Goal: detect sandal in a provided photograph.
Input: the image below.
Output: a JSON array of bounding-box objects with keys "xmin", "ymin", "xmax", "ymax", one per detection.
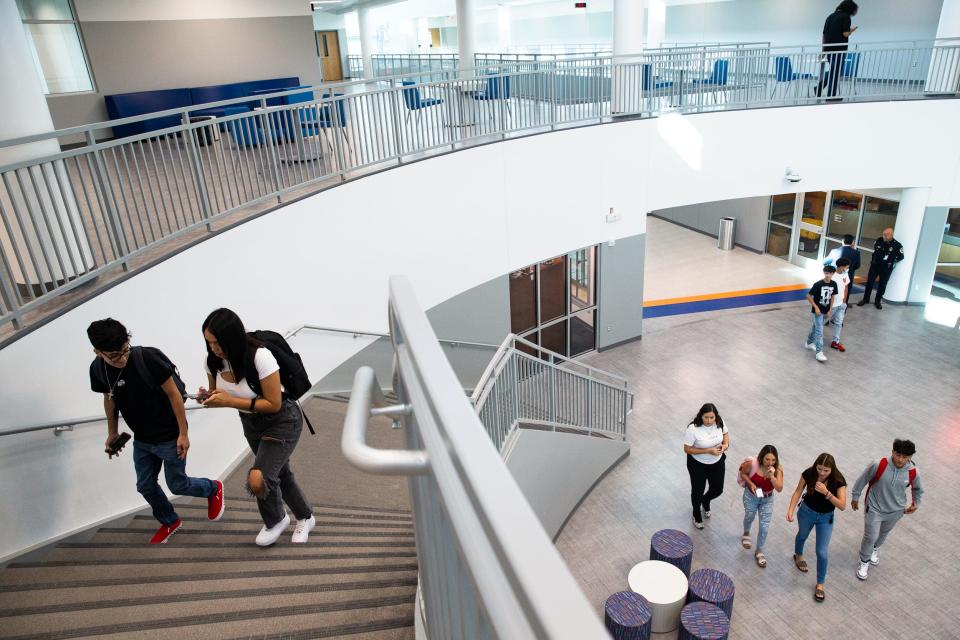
[
  {"xmin": 755, "ymin": 551, "xmax": 767, "ymax": 568},
  {"xmin": 793, "ymin": 554, "xmax": 808, "ymax": 573},
  {"xmin": 814, "ymin": 585, "xmax": 825, "ymax": 602},
  {"xmin": 741, "ymin": 534, "xmax": 752, "ymax": 549}
]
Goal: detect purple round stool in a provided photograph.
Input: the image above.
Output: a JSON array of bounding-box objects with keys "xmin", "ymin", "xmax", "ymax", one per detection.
[
  {"xmin": 686, "ymin": 568, "xmax": 735, "ymax": 619},
  {"xmin": 649, "ymin": 528, "xmax": 694, "ymax": 576},
  {"xmin": 604, "ymin": 590, "xmax": 653, "ymax": 640},
  {"xmin": 678, "ymin": 602, "xmax": 730, "ymax": 640}
]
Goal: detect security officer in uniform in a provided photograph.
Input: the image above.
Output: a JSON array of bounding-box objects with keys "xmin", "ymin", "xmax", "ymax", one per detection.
[{"xmin": 857, "ymin": 227, "xmax": 903, "ymax": 310}]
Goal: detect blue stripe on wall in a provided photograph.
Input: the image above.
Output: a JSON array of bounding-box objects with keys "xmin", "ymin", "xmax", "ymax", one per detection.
[{"xmin": 644, "ymin": 285, "xmax": 864, "ymax": 319}]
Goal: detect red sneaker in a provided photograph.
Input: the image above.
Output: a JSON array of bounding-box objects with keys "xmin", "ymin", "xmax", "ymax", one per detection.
[
  {"xmin": 830, "ymin": 341, "xmax": 846, "ymax": 352},
  {"xmin": 207, "ymin": 480, "xmax": 225, "ymax": 521},
  {"xmin": 149, "ymin": 519, "xmax": 182, "ymax": 544}
]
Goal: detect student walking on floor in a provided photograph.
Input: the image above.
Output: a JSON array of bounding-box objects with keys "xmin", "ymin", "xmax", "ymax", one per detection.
[
  {"xmin": 850, "ymin": 439, "xmax": 923, "ymax": 581},
  {"xmin": 827, "ymin": 257, "xmax": 852, "ymax": 352},
  {"xmin": 787, "ymin": 452, "xmax": 847, "ymax": 602},
  {"xmin": 805, "ymin": 264, "xmax": 838, "ymax": 362},
  {"xmin": 683, "ymin": 403, "xmax": 729, "ymax": 530},
  {"xmin": 200, "ymin": 308, "xmax": 315, "ymax": 547},
  {"xmin": 738, "ymin": 445, "xmax": 784, "ymax": 568},
  {"xmin": 87, "ymin": 318, "xmax": 224, "ymax": 544}
]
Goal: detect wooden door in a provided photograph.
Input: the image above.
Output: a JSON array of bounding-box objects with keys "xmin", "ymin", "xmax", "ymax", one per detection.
[{"xmin": 316, "ymin": 31, "xmax": 343, "ymax": 82}]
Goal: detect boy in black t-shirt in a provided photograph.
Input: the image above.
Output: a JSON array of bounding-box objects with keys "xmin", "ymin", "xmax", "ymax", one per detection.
[
  {"xmin": 805, "ymin": 265, "xmax": 839, "ymax": 363},
  {"xmin": 88, "ymin": 318, "xmax": 224, "ymax": 544}
]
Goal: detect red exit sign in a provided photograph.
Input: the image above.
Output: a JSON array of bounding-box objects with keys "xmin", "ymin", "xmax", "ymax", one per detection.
[{"xmin": 575, "ymin": 1, "xmax": 587, "ymax": 7}]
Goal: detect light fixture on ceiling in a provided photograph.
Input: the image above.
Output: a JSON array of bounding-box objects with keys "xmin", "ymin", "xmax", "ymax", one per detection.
[{"xmin": 310, "ymin": 0, "xmax": 343, "ymax": 9}]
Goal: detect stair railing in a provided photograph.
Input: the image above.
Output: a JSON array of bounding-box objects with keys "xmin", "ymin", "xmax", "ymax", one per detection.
[{"xmin": 471, "ymin": 333, "xmax": 633, "ymax": 451}]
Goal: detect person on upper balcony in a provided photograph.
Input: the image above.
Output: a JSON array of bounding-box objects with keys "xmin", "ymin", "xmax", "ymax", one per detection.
[{"xmin": 816, "ymin": 0, "xmax": 859, "ymax": 101}]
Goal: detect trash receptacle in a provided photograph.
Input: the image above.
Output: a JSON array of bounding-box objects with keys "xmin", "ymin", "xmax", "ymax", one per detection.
[{"xmin": 718, "ymin": 217, "xmax": 736, "ymax": 251}]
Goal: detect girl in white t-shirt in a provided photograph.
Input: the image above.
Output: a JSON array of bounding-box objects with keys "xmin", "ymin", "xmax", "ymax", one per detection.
[
  {"xmin": 200, "ymin": 308, "xmax": 315, "ymax": 547},
  {"xmin": 683, "ymin": 403, "xmax": 730, "ymax": 530}
]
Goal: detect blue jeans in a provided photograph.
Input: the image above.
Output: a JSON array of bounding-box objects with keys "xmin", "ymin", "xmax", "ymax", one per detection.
[
  {"xmin": 794, "ymin": 502, "xmax": 834, "ymax": 584},
  {"xmin": 133, "ymin": 439, "xmax": 216, "ymax": 526},
  {"xmin": 829, "ymin": 303, "xmax": 846, "ymax": 342},
  {"xmin": 742, "ymin": 489, "xmax": 774, "ymax": 551},
  {"xmin": 806, "ymin": 313, "xmax": 825, "ymax": 353}
]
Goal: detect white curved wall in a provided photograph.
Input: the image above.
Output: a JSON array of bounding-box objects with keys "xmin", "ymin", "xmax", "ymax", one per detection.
[{"xmin": 1, "ymin": 100, "xmax": 959, "ymax": 560}]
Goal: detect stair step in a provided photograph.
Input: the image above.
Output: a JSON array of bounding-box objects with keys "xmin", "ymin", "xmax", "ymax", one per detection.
[
  {"xmin": 56, "ymin": 539, "xmax": 416, "ymax": 550},
  {"xmin": 175, "ymin": 502, "xmax": 413, "ymax": 522},
  {"xmin": 92, "ymin": 526, "xmax": 414, "ymax": 540},
  {"xmin": 131, "ymin": 514, "xmax": 414, "ymax": 529},
  {"xmin": 218, "ymin": 496, "xmax": 411, "ymax": 515},
  {"xmin": 20, "ymin": 547, "xmax": 418, "ymax": 566},
  {"xmin": 0, "ymin": 574, "xmax": 417, "ymax": 618},
  {"xmin": 0, "ymin": 590, "xmax": 415, "ymax": 639},
  {"xmin": 0, "ymin": 561, "xmax": 419, "ymax": 591},
  {"xmin": 0, "ymin": 576, "xmax": 418, "ymax": 618},
  {"xmin": 92, "ymin": 609, "xmax": 415, "ymax": 640}
]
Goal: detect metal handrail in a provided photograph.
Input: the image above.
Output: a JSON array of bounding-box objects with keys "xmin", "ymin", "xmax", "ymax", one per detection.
[
  {"xmin": 361, "ymin": 274, "xmax": 608, "ymax": 638},
  {"xmin": 0, "ymin": 323, "xmax": 499, "ymax": 438},
  {"xmin": 1, "ymin": 40, "xmax": 958, "ymax": 332}
]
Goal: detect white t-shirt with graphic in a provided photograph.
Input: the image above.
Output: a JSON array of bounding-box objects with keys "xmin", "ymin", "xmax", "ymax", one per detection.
[
  {"xmin": 203, "ymin": 347, "xmax": 280, "ymax": 412},
  {"xmin": 684, "ymin": 422, "xmax": 728, "ymax": 464},
  {"xmin": 833, "ymin": 270, "xmax": 851, "ymax": 304}
]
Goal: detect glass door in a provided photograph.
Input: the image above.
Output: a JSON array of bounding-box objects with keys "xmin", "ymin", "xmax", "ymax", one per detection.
[
  {"xmin": 765, "ymin": 194, "xmax": 796, "ymax": 260},
  {"xmin": 792, "ymin": 191, "xmax": 827, "ymax": 267}
]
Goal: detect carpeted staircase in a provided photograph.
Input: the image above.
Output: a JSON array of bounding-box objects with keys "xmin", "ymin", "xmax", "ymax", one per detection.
[{"xmin": 0, "ymin": 399, "xmax": 417, "ymax": 640}]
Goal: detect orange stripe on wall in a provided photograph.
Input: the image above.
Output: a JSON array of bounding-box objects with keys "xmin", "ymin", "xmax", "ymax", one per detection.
[{"xmin": 643, "ymin": 284, "xmax": 809, "ymax": 307}]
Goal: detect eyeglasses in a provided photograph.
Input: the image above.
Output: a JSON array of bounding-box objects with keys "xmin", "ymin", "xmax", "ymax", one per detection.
[{"xmin": 100, "ymin": 344, "xmax": 130, "ymax": 360}]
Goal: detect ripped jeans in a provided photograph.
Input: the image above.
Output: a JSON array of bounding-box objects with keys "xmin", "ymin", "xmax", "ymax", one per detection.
[{"xmin": 239, "ymin": 399, "xmax": 313, "ymax": 528}]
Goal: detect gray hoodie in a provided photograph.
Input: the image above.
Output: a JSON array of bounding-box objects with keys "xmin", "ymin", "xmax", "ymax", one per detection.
[{"xmin": 851, "ymin": 456, "xmax": 923, "ymax": 514}]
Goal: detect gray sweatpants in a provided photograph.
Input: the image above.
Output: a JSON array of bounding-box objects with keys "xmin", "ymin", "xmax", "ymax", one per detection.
[{"xmin": 859, "ymin": 508, "xmax": 903, "ymax": 563}]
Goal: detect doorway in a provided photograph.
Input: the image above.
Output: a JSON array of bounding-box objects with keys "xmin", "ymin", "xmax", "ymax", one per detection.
[{"xmin": 316, "ymin": 31, "xmax": 343, "ymax": 82}]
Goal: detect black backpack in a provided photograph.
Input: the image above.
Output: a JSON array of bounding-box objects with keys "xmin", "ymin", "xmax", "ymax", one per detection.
[{"xmin": 244, "ymin": 330, "xmax": 316, "ymax": 434}]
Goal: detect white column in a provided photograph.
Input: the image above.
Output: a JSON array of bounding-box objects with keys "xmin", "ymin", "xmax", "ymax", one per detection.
[
  {"xmin": 0, "ymin": 0, "xmax": 91, "ymax": 295},
  {"xmin": 884, "ymin": 187, "xmax": 930, "ymax": 303},
  {"xmin": 925, "ymin": 0, "xmax": 960, "ymax": 92},
  {"xmin": 357, "ymin": 6, "xmax": 376, "ymax": 79},
  {"xmin": 612, "ymin": 0, "xmax": 646, "ymax": 114},
  {"xmin": 646, "ymin": 0, "xmax": 666, "ymax": 50},
  {"xmin": 497, "ymin": 5, "xmax": 512, "ymax": 52},
  {"xmin": 455, "ymin": 0, "xmax": 477, "ymax": 75}
]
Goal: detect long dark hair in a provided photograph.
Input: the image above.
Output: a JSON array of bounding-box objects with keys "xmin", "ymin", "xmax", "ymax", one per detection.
[
  {"xmin": 802, "ymin": 452, "xmax": 846, "ymax": 491},
  {"xmin": 691, "ymin": 403, "xmax": 724, "ymax": 429},
  {"xmin": 202, "ymin": 308, "xmax": 257, "ymax": 384},
  {"xmin": 757, "ymin": 444, "xmax": 780, "ymax": 469},
  {"xmin": 836, "ymin": 0, "xmax": 858, "ymax": 15}
]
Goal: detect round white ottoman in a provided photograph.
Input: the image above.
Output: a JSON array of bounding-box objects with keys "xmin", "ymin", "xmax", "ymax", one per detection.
[{"xmin": 627, "ymin": 560, "xmax": 689, "ymax": 633}]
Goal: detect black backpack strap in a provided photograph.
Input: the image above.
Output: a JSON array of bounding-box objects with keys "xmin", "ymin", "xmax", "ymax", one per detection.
[
  {"xmin": 131, "ymin": 346, "xmax": 153, "ymax": 388},
  {"xmin": 301, "ymin": 405, "xmax": 316, "ymax": 435}
]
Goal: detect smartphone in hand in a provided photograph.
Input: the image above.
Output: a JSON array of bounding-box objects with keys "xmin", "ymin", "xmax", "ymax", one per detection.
[
  {"xmin": 106, "ymin": 432, "xmax": 131, "ymax": 458},
  {"xmin": 186, "ymin": 393, "xmax": 209, "ymax": 402}
]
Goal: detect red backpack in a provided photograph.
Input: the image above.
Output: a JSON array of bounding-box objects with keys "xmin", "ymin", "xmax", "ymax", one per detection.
[{"xmin": 865, "ymin": 458, "xmax": 917, "ymax": 506}]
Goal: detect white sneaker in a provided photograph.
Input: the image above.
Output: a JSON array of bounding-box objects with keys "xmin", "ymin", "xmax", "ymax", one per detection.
[
  {"xmin": 291, "ymin": 515, "xmax": 316, "ymax": 543},
  {"xmin": 815, "ymin": 352, "xmax": 828, "ymax": 362},
  {"xmin": 703, "ymin": 510, "xmax": 712, "ymax": 519},
  {"xmin": 870, "ymin": 547, "xmax": 880, "ymax": 566},
  {"xmin": 857, "ymin": 560, "xmax": 869, "ymax": 580},
  {"xmin": 693, "ymin": 518, "xmax": 704, "ymax": 530},
  {"xmin": 805, "ymin": 342, "xmax": 817, "ymax": 351},
  {"xmin": 255, "ymin": 513, "xmax": 290, "ymax": 547}
]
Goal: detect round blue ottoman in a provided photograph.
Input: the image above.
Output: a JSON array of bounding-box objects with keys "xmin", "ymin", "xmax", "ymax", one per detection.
[
  {"xmin": 604, "ymin": 590, "xmax": 653, "ymax": 640},
  {"xmin": 678, "ymin": 602, "xmax": 730, "ymax": 640},
  {"xmin": 686, "ymin": 568, "xmax": 735, "ymax": 619},
  {"xmin": 649, "ymin": 528, "xmax": 694, "ymax": 576}
]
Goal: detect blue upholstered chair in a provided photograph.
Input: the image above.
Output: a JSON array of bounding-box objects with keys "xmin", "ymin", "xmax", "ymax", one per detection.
[
  {"xmin": 472, "ymin": 74, "xmax": 513, "ymax": 124},
  {"xmin": 770, "ymin": 56, "xmax": 813, "ymax": 98},
  {"xmin": 401, "ymin": 80, "xmax": 444, "ymax": 125},
  {"xmin": 842, "ymin": 52, "xmax": 861, "ymax": 95},
  {"xmin": 693, "ymin": 59, "xmax": 729, "ymax": 104},
  {"xmin": 641, "ymin": 64, "xmax": 674, "ymax": 92},
  {"xmin": 223, "ymin": 105, "xmax": 264, "ymax": 147}
]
